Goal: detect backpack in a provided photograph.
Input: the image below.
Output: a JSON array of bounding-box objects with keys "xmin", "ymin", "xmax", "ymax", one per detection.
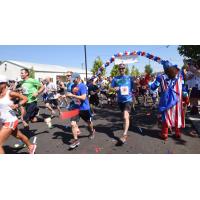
[{"xmin": 159, "ymin": 73, "xmax": 180, "ymax": 112}]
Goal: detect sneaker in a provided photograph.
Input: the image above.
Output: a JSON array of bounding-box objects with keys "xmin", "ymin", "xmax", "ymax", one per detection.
[
  {"xmin": 28, "ymin": 144, "xmax": 37, "ymax": 154},
  {"xmin": 14, "ymin": 140, "xmax": 26, "ymax": 148},
  {"xmin": 88, "ymin": 129, "xmax": 95, "ymax": 139},
  {"xmin": 69, "ymin": 140, "xmax": 80, "ymax": 149},
  {"xmin": 45, "ymin": 117, "xmax": 52, "ymax": 129},
  {"xmin": 120, "ymin": 135, "xmax": 128, "ymax": 144}
]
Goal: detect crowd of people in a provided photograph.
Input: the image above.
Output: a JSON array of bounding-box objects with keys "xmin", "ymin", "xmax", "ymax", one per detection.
[{"xmin": 0, "ymin": 61, "xmax": 199, "ymax": 153}]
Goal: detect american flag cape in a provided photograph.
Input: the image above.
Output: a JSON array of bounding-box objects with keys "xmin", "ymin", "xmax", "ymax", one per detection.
[{"xmin": 160, "ymin": 73, "xmax": 185, "ymax": 128}]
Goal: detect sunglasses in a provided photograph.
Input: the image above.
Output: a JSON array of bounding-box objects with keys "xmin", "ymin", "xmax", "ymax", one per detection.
[
  {"xmin": 119, "ymin": 68, "xmax": 125, "ymax": 70},
  {"xmin": 66, "ymin": 75, "xmax": 71, "ymax": 77}
]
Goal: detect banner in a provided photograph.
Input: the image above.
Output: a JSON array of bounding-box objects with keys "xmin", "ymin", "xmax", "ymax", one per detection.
[{"xmin": 114, "ymin": 55, "xmax": 138, "ymax": 65}]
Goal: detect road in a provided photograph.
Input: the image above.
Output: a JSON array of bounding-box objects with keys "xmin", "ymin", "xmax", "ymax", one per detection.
[{"xmin": 3, "ymin": 100, "xmax": 200, "ymax": 154}]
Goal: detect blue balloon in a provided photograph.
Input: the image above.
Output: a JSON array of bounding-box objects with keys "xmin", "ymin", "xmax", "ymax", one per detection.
[
  {"xmin": 153, "ymin": 56, "xmax": 158, "ymax": 61},
  {"xmin": 146, "ymin": 53, "xmax": 151, "ymax": 58}
]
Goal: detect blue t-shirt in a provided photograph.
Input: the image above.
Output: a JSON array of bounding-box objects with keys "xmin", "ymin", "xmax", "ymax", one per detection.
[
  {"xmin": 111, "ymin": 75, "xmax": 134, "ymax": 103},
  {"xmin": 70, "ymin": 82, "xmax": 90, "ymax": 110}
]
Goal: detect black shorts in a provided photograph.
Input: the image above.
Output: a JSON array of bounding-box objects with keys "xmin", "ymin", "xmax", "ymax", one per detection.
[
  {"xmin": 118, "ymin": 102, "xmax": 132, "ymax": 113},
  {"xmin": 190, "ymin": 88, "xmax": 200, "ymax": 98},
  {"xmin": 71, "ymin": 110, "xmax": 92, "ymax": 123},
  {"xmin": 58, "ymin": 89, "xmax": 65, "ymax": 95},
  {"xmin": 89, "ymin": 95, "xmax": 99, "ymax": 105},
  {"xmin": 24, "ymin": 101, "xmax": 39, "ymax": 122},
  {"xmin": 45, "ymin": 99, "xmax": 59, "ymax": 107}
]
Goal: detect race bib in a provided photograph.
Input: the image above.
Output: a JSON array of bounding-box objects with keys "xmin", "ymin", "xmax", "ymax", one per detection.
[{"xmin": 120, "ymin": 86, "xmax": 129, "ymax": 95}]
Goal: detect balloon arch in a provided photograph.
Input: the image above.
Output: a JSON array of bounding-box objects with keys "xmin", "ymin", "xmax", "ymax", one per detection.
[{"xmin": 95, "ymin": 50, "xmax": 177, "ymax": 77}]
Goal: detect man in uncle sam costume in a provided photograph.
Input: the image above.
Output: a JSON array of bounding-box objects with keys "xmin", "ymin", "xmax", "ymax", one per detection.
[{"xmin": 149, "ymin": 61, "xmax": 189, "ymax": 140}]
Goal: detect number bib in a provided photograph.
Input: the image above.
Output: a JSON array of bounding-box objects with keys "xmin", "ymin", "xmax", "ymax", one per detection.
[{"xmin": 120, "ymin": 86, "xmax": 129, "ymax": 95}]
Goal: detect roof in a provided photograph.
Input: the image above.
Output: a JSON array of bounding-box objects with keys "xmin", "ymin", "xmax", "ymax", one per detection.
[{"xmin": 1, "ymin": 60, "xmax": 85, "ymax": 74}]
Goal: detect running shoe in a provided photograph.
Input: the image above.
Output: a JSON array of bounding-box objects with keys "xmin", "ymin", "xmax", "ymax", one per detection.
[
  {"xmin": 69, "ymin": 140, "xmax": 80, "ymax": 149},
  {"xmin": 120, "ymin": 135, "xmax": 128, "ymax": 144},
  {"xmin": 45, "ymin": 117, "xmax": 52, "ymax": 129},
  {"xmin": 29, "ymin": 144, "xmax": 37, "ymax": 154},
  {"xmin": 14, "ymin": 140, "xmax": 26, "ymax": 148}
]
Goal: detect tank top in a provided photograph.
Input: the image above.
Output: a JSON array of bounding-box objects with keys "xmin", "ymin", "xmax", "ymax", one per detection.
[{"xmin": 0, "ymin": 89, "xmax": 17, "ymax": 123}]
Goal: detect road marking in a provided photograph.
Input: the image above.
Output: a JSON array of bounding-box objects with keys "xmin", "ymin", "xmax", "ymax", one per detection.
[{"xmin": 33, "ymin": 136, "xmax": 37, "ymax": 144}]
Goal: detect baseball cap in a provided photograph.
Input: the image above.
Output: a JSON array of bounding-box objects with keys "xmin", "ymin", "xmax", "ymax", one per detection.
[
  {"xmin": 71, "ymin": 73, "xmax": 81, "ymax": 81},
  {"xmin": 0, "ymin": 75, "xmax": 8, "ymax": 83}
]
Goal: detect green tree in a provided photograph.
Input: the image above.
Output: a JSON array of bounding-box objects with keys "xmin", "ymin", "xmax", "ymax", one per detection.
[
  {"xmin": 131, "ymin": 65, "xmax": 140, "ymax": 77},
  {"xmin": 125, "ymin": 67, "xmax": 129, "ymax": 75},
  {"xmin": 110, "ymin": 64, "xmax": 129, "ymax": 77},
  {"xmin": 144, "ymin": 64, "xmax": 153, "ymax": 75},
  {"xmin": 178, "ymin": 45, "xmax": 200, "ymax": 60},
  {"xmin": 29, "ymin": 67, "xmax": 35, "ymax": 79},
  {"xmin": 91, "ymin": 57, "xmax": 105, "ymax": 76}
]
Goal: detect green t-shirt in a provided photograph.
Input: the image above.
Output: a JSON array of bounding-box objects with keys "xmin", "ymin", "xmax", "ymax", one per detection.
[{"xmin": 20, "ymin": 78, "xmax": 41, "ymax": 103}]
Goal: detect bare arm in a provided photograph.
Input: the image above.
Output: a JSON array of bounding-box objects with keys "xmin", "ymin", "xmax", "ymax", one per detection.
[
  {"xmin": 66, "ymin": 93, "xmax": 87, "ymax": 101},
  {"xmin": 9, "ymin": 91, "xmax": 28, "ymax": 109},
  {"xmin": 33, "ymin": 83, "xmax": 45, "ymax": 97}
]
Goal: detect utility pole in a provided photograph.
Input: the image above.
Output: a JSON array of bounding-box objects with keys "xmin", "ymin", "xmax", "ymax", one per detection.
[{"xmin": 84, "ymin": 45, "xmax": 88, "ymax": 80}]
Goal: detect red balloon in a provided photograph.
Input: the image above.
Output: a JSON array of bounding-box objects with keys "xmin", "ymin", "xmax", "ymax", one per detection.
[{"xmin": 149, "ymin": 55, "xmax": 154, "ymax": 59}]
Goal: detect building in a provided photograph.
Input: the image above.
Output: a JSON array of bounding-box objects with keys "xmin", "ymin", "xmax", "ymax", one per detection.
[{"xmin": 0, "ymin": 60, "xmax": 92, "ymax": 84}]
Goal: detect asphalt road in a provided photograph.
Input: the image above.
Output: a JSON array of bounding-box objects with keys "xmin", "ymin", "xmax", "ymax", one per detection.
[{"xmin": 3, "ymin": 100, "xmax": 200, "ymax": 154}]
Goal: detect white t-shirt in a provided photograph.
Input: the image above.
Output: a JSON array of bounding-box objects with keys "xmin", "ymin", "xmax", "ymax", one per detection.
[{"xmin": 46, "ymin": 82, "xmax": 57, "ymax": 99}]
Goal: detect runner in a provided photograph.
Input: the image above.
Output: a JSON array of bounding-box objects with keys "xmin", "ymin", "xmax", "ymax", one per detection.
[
  {"xmin": 149, "ymin": 76, "xmax": 158, "ymax": 109},
  {"xmin": 0, "ymin": 75, "xmax": 36, "ymax": 154},
  {"xmin": 88, "ymin": 78, "xmax": 99, "ymax": 115},
  {"xmin": 64, "ymin": 71, "xmax": 74, "ymax": 109},
  {"xmin": 97, "ymin": 75, "xmax": 108, "ymax": 107},
  {"xmin": 19, "ymin": 68, "xmax": 47, "ymax": 129},
  {"xmin": 14, "ymin": 68, "xmax": 51, "ymax": 148},
  {"xmin": 111, "ymin": 63, "xmax": 134, "ymax": 145},
  {"xmin": 149, "ymin": 61, "xmax": 189, "ymax": 140},
  {"xmin": 139, "ymin": 76, "xmax": 148, "ymax": 107},
  {"xmin": 65, "ymin": 73, "xmax": 95, "ymax": 149},
  {"xmin": 56, "ymin": 76, "xmax": 66, "ymax": 107},
  {"xmin": 107, "ymin": 76, "xmax": 116, "ymax": 106},
  {"xmin": 44, "ymin": 77, "xmax": 61, "ymax": 117}
]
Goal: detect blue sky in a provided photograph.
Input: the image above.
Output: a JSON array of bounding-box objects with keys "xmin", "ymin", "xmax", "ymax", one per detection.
[{"xmin": 0, "ymin": 45, "xmax": 184, "ymax": 75}]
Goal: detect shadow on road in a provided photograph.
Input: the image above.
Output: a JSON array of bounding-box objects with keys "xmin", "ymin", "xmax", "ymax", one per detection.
[{"xmin": 3, "ymin": 146, "xmax": 28, "ymax": 154}]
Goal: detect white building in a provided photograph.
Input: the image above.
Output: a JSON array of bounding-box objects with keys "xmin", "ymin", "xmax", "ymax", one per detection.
[{"xmin": 0, "ymin": 60, "xmax": 92, "ymax": 84}]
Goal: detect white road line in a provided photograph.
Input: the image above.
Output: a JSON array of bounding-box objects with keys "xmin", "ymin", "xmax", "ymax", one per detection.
[{"xmin": 33, "ymin": 136, "xmax": 37, "ymax": 144}]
